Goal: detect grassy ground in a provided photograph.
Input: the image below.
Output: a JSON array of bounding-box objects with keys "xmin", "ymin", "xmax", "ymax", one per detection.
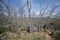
[
  {"xmin": 0, "ymin": 31, "xmax": 46, "ymax": 40},
  {"xmin": 20, "ymin": 31, "xmax": 46, "ymax": 40}
]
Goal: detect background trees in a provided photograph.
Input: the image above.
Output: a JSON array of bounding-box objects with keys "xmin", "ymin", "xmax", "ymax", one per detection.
[
  {"xmin": 0, "ymin": 0, "xmax": 60, "ymax": 33},
  {"xmin": 0, "ymin": 0, "xmax": 60, "ymax": 40}
]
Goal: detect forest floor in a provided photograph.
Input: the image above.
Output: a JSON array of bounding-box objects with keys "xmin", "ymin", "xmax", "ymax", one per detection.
[
  {"xmin": 0, "ymin": 31, "xmax": 55, "ymax": 40},
  {"xmin": 20, "ymin": 31, "xmax": 46, "ymax": 40},
  {"xmin": 20, "ymin": 31, "xmax": 55, "ymax": 40}
]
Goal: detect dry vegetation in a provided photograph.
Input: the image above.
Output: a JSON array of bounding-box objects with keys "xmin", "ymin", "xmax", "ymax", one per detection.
[
  {"xmin": 0, "ymin": 0, "xmax": 60, "ymax": 40},
  {"xmin": 0, "ymin": 31, "xmax": 46, "ymax": 40}
]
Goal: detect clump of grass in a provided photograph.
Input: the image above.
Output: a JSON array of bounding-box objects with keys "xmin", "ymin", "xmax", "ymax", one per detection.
[
  {"xmin": 0, "ymin": 32, "xmax": 21, "ymax": 40},
  {"xmin": 33, "ymin": 37, "xmax": 41, "ymax": 40}
]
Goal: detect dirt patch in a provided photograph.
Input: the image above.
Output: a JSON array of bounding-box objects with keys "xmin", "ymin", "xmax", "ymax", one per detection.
[{"xmin": 46, "ymin": 34, "xmax": 54, "ymax": 40}]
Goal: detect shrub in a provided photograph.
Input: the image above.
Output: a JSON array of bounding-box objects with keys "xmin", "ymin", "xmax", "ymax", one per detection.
[{"xmin": 0, "ymin": 27, "xmax": 7, "ymax": 34}]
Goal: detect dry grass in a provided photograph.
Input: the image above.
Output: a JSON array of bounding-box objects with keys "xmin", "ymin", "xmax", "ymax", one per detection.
[
  {"xmin": 20, "ymin": 31, "xmax": 46, "ymax": 40},
  {"xmin": 0, "ymin": 31, "xmax": 46, "ymax": 40}
]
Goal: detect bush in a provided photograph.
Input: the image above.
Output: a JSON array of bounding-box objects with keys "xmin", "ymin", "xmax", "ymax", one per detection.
[
  {"xmin": 55, "ymin": 32, "xmax": 60, "ymax": 40},
  {"xmin": 0, "ymin": 27, "xmax": 7, "ymax": 34}
]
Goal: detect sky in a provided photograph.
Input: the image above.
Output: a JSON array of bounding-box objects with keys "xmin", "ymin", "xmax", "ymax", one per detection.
[
  {"xmin": 8, "ymin": 0, "xmax": 60, "ymax": 7},
  {"xmin": 4, "ymin": 0, "xmax": 60, "ymax": 17}
]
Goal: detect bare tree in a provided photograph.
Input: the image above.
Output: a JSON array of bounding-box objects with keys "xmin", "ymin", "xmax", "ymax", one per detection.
[
  {"xmin": 0, "ymin": 0, "xmax": 10, "ymax": 16},
  {"xmin": 18, "ymin": 5, "xmax": 25, "ymax": 26},
  {"xmin": 26, "ymin": 0, "xmax": 32, "ymax": 32},
  {"xmin": 36, "ymin": 5, "xmax": 48, "ymax": 32},
  {"xmin": 42, "ymin": 4, "xmax": 58, "ymax": 32}
]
